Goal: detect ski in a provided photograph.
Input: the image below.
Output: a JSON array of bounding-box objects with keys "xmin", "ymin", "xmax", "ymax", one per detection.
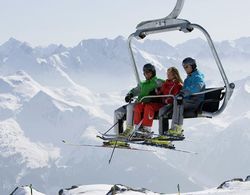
[
  {"xmin": 139, "ymin": 141, "xmax": 197, "ymax": 154},
  {"xmin": 96, "ymin": 136, "xmax": 197, "ymax": 154},
  {"xmin": 98, "ymin": 131, "xmax": 185, "ymax": 142},
  {"xmin": 61, "ymin": 140, "xmax": 155, "ymax": 152}
]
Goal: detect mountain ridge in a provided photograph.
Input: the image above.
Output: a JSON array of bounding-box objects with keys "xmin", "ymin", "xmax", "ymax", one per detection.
[{"xmin": 0, "ymin": 36, "xmax": 249, "ymax": 194}]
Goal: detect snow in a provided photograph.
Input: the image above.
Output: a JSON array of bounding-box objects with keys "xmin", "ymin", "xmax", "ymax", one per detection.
[
  {"xmin": 244, "ymin": 79, "xmax": 250, "ymax": 93},
  {"xmin": 58, "ymin": 181, "xmax": 250, "ymax": 195},
  {"xmin": 11, "ymin": 186, "xmax": 45, "ymax": 195},
  {"xmin": 9, "ymin": 182, "xmax": 250, "ymax": 195},
  {"xmin": 1, "ymin": 36, "xmax": 250, "ymax": 194},
  {"xmin": 0, "ymin": 119, "xmax": 60, "ymax": 169},
  {"xmin": 11, "ymin": 182, "xmax": 250, "ymax": 195},
  {"xmin": 0, "ymin": 93, "xmax": 20, "ymax": 110},
  {"xmin": 36, "ymin": 58, "xmax": 47, "ymax": 64},
  {"xmin": 60, "ymin": 184, "xmax": 112, "ymax": 195}
]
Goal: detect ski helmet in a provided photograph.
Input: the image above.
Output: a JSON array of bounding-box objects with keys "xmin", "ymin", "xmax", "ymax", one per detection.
[
  {"xmin": 143, "ymin": 63, "xmax": 156, "ymax": 77},
  {"xmin": 182, "ymin": 57, "xmax": 197, "ymax": 71}
]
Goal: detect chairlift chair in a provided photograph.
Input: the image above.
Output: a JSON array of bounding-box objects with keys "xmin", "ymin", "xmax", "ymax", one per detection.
[
  {"xmin": 117, "ymin": 0, "xmax": 235, "ymax": 134},
  {"xmin": 127, "ymin": 0, "xmax": 235, "ymax": 121}
]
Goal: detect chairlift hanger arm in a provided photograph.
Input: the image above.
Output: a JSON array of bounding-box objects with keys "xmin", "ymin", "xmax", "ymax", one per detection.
[
  {"xmin": 128, "ymin": 0, "xmax": 186, "ymax": 84},
  {"xmin": 136, "ymin": 0, "xmax": 185, "ymax": 30},
  {"xmin": 166, "ymin": 0, "xmax": 185, "ymax": 19},
  {"xmin": 128, "ymin": 34, "xmax": 140, "ymax": 84}
]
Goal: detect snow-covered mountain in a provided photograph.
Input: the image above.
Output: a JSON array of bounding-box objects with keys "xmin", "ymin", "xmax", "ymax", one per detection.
[
  {"xmin": 59, "ymin": 178, "xmax": 250, "ymax": 195},
  {"xmin": 2, "ymin": 36, "xmax": 250, "ymax": 92},
  {"xmin": 10, "ymin": 177, "xmax": 250, "ymax": 195},
  {"xmin": 1, "ymin": 36, "xmax": 250, "ymax": 194}
]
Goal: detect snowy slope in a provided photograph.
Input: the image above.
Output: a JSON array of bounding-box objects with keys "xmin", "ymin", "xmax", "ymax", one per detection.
[
  {"xmin": 0, "ymin": 71, "xmax": 41, "ymax": 121},
  {"xmin": 10, "ymin": 180, "xmax": 250, "ymax": 195},
  {"xmin": 0, "ymin": 118, "xmax": 60, "ymax": 195},
  {"xmin": 1, "ymin": 37, "xmax": 250, "ymax": 194},
  {"xmin": 0, "ymin": 70, "xmax": 112, "ymax": 194},
  {"xmin": 58, "ymin": 178, "xmax": 250, "ymax": 195}
]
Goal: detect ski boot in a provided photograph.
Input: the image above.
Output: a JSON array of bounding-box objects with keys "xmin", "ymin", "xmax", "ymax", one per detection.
[
  {"xmin": 133, "ymin": 126, "xmax": 153, "ymax": 139},
  {"xmin": 166, "ymin": 125, "xmax": 185, "ymax": 140},
  {"xmin": 119, "ymin": 125, "xmax": 133, "ymax": 138}
]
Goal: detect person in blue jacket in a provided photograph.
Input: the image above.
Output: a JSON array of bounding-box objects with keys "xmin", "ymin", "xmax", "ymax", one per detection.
[{"xmin": 158, "ymin": 57, "xmax": 205, "ymax": 137}]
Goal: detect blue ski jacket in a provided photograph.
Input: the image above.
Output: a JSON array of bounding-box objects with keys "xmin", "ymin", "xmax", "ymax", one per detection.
[{"xmin": 182, "ymin": 70, "xmax": 205, "ymax": 97}]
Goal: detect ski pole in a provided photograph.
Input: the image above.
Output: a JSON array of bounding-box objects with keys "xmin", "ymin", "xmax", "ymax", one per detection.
[
  {"xmin": 103, "ymin": 121, "xmax": 119, "ymax": 135},
  {"xmin": 108, "ymin": 116, "xmax": 134, "ymax": 164},
  {"xmin": 108, "ymin": 140, "xmax": 118, "ymax": 164},
  {"xmin": 103, "ymin": 115, "xmax": 126, "ymax": 135}
]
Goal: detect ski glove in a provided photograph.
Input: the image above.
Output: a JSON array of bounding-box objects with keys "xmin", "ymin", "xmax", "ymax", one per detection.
[{"xmin": 125, "ymin": 93, "xmax": 133, "ymax": 103}]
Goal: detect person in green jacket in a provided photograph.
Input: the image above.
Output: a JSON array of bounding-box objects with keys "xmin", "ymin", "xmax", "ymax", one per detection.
[{"xmin": 114, "ymin": 63, "xmax": 164, "ymax": 137}]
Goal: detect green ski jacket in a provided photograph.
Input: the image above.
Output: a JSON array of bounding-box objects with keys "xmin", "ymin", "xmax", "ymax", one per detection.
[{"xmin": 128, "ymin": 76, "xmax": 164, "ymax": 102}]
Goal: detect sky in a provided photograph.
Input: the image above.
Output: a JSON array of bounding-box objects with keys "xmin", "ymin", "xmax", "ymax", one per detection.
[{"xmin": 0, "ymin": 0, "xmax": 250, "ymax": 47}]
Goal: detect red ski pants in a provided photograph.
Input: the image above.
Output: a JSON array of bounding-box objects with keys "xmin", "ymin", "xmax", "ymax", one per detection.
[{"xmin": 134, "ymin": 102, "xmax": 164, "ymax": 127}]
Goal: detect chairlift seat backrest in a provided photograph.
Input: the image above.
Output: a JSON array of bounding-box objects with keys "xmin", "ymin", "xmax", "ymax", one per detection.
[
  {"xmin": 200, "ymin": 87, "xmax": 225, "ymax": 113},
  {"xmin": 182, "ymin": 87, "xmax": 225, "ymax": 118}
]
